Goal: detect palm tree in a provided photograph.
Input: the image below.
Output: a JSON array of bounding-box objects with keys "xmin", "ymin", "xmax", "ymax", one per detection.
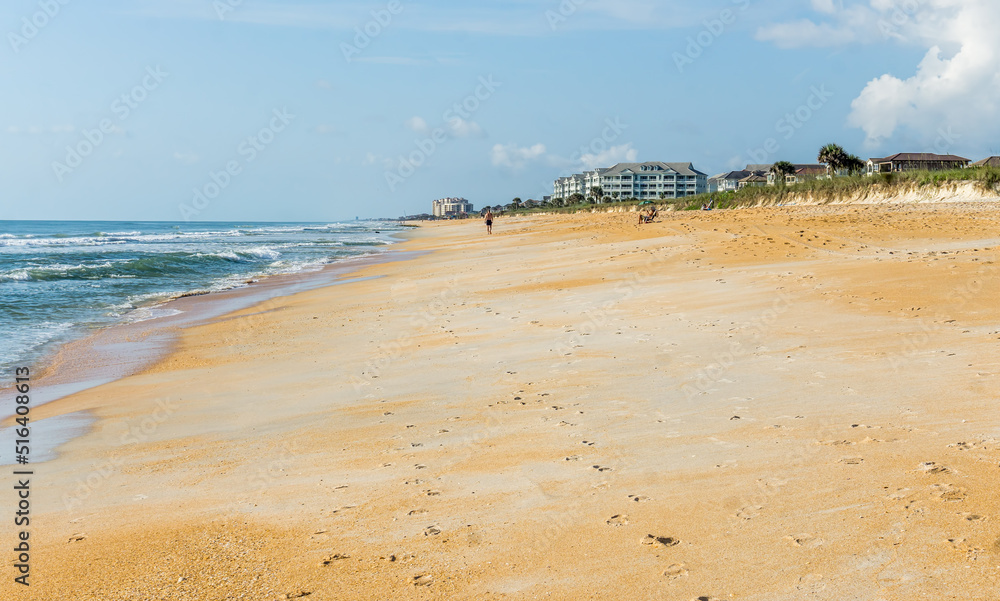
[
  {"xmin": 589, "ymin": 186, "xmax": 604, "ymax": 204},
  {"xmin": 843, "ymin": 154, "xmax": 865, "ymax": 175},
  {"xmin": 818, "ymin": 143, "xmax": 847, "ymax": 176},
  {"xmin": 770, "ymin": 161, "xmax": 797, "ymax": 186},
  {"xmin": 512, "ymin": 197, "xmax": 522, "ymax": 209},
  {"xmin": 611, "ymin": 191, "xmax": 620, "ymax": 201}
]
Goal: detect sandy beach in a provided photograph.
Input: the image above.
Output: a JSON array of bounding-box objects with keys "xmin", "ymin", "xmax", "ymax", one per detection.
[{"xmin": 4, "ymin": 204, "xmax": 1000, "ymax": 600}]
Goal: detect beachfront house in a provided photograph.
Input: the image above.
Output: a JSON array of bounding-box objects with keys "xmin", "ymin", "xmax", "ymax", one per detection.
[
  {"xmin": 714, "ymin": 166, "xmax": 771, "ymax": 192},
  {"xmin": 432, "ymin": 197, "xmax": 474, "ymax": 217},
  {"xmin": 971, "ymin": 156, "xmax": 1000, "ymax": 168},
  {"xmin": 766, "ymin": 164, "xmax": 828, "ymax": 186},
  {"xmin": 866, "ymin": 153, "xmax": 970, "ymax": 175},
  {"xmin": 739, "ymin": 173, "xmax": 769, "ymax": 188},
  {"xmin": 707, "ymin": 173, "xmax": 726, "ymax": 194}
]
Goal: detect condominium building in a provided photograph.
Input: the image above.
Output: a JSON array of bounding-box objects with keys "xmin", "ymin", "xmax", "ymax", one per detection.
[
  {"xmin": 554, "ymin": 163, "xmax": 706, "ymax": 201},
  {"xmin": 432, "ymin": 197, "xmax": 474, "ymax": 217},
  {"xmin": 598, "ymin": 162, "xmax": 707, "ymax": 200}
]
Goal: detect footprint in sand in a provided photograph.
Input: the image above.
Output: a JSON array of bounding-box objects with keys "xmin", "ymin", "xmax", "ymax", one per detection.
[
  {"xmin": 735, "ymin": 506, "xmax": 762, "ymax": 520},
  {"xmin": 629, "ymin": 494, "xmax": 651, "ymax": 503},
  {"xmin": 67, "ymin": 534, "xmax": 86, "ymax": 543},
  {"xmin": 663, "ymin": 563, "xmax": 688, "ymax": 580},
  {"xmin": 413, "ymin": 574, "xmax": 433, "ymax": 587},
  {"xmin": 839, "ymin": 457, "xmax": 864, "ymax": 465},
  {"xmin": 283, "ymin": 592, "xmax": 312, "ymax": 599},
  {"xmin": 408, "ymin": 509, "xmax": 428, "ymax": 516},
  {"xmin": 319, "ymin": 554, "xmax": 351, "ymax": 566},
  {"xmin": 564, "ymin": 455, "xmax": 582, "ymax": 461},
  {"xmin": 918, "ymin": 462, "xmax": 951, "ymax": 474},
  {"xmin": 886, "ymin": 488, "xmax": 912, "ymax": 500},
  {"xmin": 423, "ymin": 526, "xmax": 442, "ymax": 536},
  {"xmin": 606, "ymin": 515, "xmax": 629, "ymax": 527},
  {"xmin": 931, "ymin": 483, "xmax": 967, "ymax": 502},
  {"xmin": 784, "ymin": 534, "xmax": 824, "ymax": 548},
  {"xmin": 424, "ymin": 490, "xmax": 441, "ymax": 497},
  {"xmin": 641, "ymin": 534, "xmax": 680, "ymax": 547},
  {"xmin": 962, "ymin": 513, "xmax": 986, "ymax": 522},
  {"xmin": 592, "ymin": 465, "xmax": 614, "ymax": 472}
]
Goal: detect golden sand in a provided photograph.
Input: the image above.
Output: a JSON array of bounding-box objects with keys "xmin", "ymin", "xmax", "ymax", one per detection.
[{"xmin": 4, "ymin": 204, "xmax": 1000, "ymax": 600}]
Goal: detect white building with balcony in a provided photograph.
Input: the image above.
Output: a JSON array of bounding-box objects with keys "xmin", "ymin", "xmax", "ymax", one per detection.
[
  {"xmin": 555, "ymin": 163, "xmax": 706, "ymax": 202},
  {"xmin": 432, "ymin": 197, "xmax": 474, "ymax": 217},
  {"xmin": 599, "ymin": 162, "xmax": 707, "ymax": 200}
]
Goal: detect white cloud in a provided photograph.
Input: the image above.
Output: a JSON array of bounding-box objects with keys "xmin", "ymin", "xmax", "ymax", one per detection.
[
  {"xmin": 406, "ymin": 115, "xmax": 484, "ymax": 138},
  {"xmin": 315, "ymin": 124, "xmax": 341, "ymax": 135},
  {"xmin": 405, "ymin": 116, "xmax": 430, "ymax": 135},
  {"xmin": 579, "ymin": 143, "xmax": 638, "ymax": 170},
  {"xmin": 173, "ymin": 152, "xmax": 200, "ymax": 164},
  {"xmin": 445, "ymin": 117, "xmax": 484, "ymax": 138},
  {"xmin": 760, "ymin": 0, "xmax": 1000, "ymax": 149},
  {"xmin": 491, "ymin": 143, "xmax": 547, "ymax": 169}
]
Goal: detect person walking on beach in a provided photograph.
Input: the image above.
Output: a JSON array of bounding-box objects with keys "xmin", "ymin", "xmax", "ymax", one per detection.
[{"xmin": 485, "ymin": 209, "xmax": 493, "ymax": 235}]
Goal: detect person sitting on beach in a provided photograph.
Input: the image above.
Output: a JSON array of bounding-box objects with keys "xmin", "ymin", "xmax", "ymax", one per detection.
[{"xmin": 639, "ymin": 207, "xmax": 657, "ymax": 224}]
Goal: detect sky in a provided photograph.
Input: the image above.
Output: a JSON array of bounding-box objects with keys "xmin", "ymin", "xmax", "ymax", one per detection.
[{"xmin": 2, "ymin": 0, "xmax": 999, "ymax": 221}]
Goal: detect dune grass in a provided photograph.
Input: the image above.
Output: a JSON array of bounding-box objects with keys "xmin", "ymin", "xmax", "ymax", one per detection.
[{"xmin": 504, "ymin": 167, "xmax": 1000, "ymax": 217}]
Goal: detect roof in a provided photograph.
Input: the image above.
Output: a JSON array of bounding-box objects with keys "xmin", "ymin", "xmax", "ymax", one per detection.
[
  {"xmin": 745, "ymin": 164, "xmax": 773, "ymax": 172},
  {"xmin": 740, "ymin": 174, "xmax": 768, "ymax": 183},
  {"xmin": 602, "ymin": 162, "xmax": 707, "ymax": 177},
  {"xmin": 721, "ymin": 170, "xmax": 752, "ymax": 181},
  {"xmin": 971, "ymin": 156, "xmax": 1000, "ymax": 167},
  {"xmin": 793, "ymin": 164, "xmax": 828, "ymax": 175},
  {"xmin": 869, "ymin": 153, "xmax": 970, "ymax": 163}
]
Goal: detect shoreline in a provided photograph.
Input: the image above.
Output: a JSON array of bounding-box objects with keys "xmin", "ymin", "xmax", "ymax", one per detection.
[
  {"xmin": 0, "ymin": 236, "xmax": 422, "ymax": 461},
  {"xmin": 5, "ymin": 206, "xmax": 999, "ymax": 600}
]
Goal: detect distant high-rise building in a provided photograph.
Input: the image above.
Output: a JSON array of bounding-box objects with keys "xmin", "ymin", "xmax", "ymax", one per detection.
[{"xmin": 432, "ymin": 197, "xmax": 474, "ymax": 217}]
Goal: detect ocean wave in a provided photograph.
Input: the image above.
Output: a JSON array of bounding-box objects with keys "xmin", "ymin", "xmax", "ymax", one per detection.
[
  {"xmin": 200, "ymin": 246, "xmax": 282, "ymax": 262},
  {"xmin": 0, "ymin": 270, "xmax": 31, "ymax": 282}
]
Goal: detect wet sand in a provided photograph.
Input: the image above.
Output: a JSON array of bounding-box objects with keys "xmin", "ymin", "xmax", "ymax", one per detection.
[{"xmin": 3, "ymin": 204, "xmax": 999, "ymax": 600}]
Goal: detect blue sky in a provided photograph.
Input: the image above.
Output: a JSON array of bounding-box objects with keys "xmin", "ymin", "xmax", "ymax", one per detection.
[{"xmin": 1, "ymin": 0, "xmax": 997, "ymax": 221}]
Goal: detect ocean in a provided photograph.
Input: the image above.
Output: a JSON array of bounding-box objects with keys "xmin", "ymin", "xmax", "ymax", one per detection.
[{"xmin": 0, "ymin": 220, "xmax": 403, "ymax": 377}]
